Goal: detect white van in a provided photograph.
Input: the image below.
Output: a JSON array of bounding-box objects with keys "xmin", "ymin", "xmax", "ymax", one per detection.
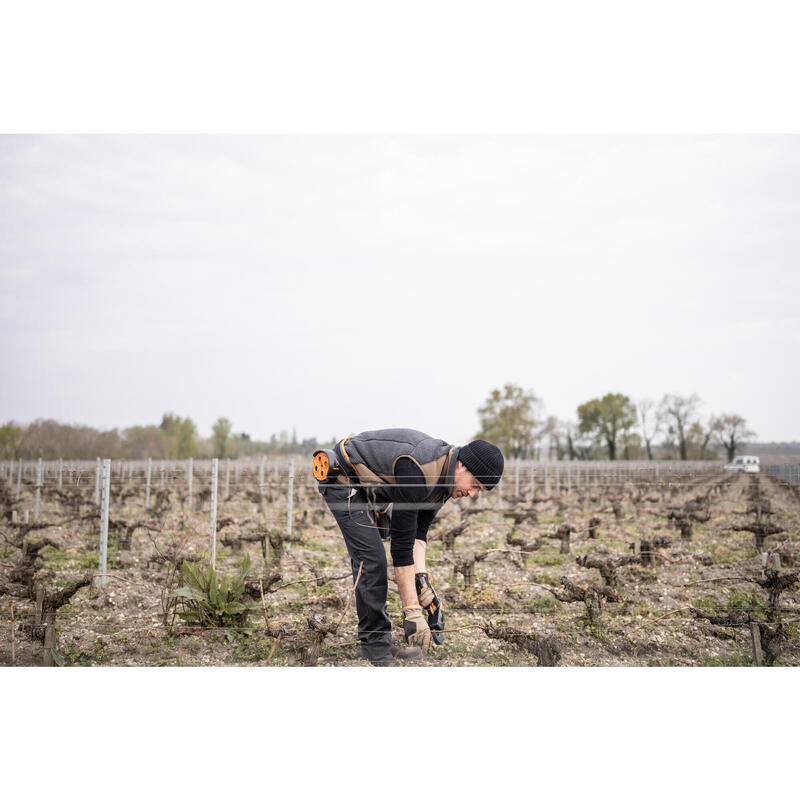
[{"xmin": 724, "ymin": 455, "xmax": 760, "ymax": 473}]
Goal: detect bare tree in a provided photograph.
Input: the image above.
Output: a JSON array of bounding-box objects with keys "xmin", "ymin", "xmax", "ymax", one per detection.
[
  {"xmin": 212, "ymin": 417, "xmax": 233, "ymax": 458},
  {"xmin": 687, "ymin": 418, "xmax": 716, "ymax": 460},
  {"xmin": 712, "ymin": 414, "xmax": 756, "ymax": 462},
  {"xmin": 637, "ymin": 399, "xmax": 661, "ymax": 460},
  {"xmin": 564, "ymin": 419, "xmax": 593, "ymax": 460},
  {"xmin": 658, "ymin": 393, "xmax": 702, "ymax": 460},
  {"xmin": 577, "ymin": 393, "xmax": 637, "ymax": 461},
  {"xmin": 540, "ymin": 416, "xmax": 565, "ymax": 460},
  {"xmin": 476, "ymin": 383, "xmax": 542, "ymax": 459}
]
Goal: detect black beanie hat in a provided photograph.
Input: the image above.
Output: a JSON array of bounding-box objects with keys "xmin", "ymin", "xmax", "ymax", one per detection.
[{"xmin": 458, "ymin": 440, "xmax": 504, "ymax": 490}]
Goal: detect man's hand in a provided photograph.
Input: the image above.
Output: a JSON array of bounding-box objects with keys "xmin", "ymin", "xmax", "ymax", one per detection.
[
  {"xmin": 415, "ymin": 572, "xmax": 445, "ymax": 645},
  {"xmin": 402, "ymin": 605, "xmax": 432, "ymax": 651},
  {"xmin": 415, "ymin": 571, "xmax": 436, "ymax": 606}
]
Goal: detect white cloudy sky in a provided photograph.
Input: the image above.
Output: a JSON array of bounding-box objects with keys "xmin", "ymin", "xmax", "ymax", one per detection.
[{"xmin": 1, "ymin": 135, "xmax": 798, "ymax": 443}]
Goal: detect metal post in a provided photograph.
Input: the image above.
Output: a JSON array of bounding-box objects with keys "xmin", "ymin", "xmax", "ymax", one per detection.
[
  {"xmin": 159, "ymin": 462, "xmax": 165, "ymax": 490},
  {"xmin": 16, "ymin": 458, "xmax": 22, "ymax": 498},
  {"xmin": 187, "ymin": 457, "xmax": 193, "ymax": 509},
  {"xmin": 58, "ymin": 458, "xmax": 63, "ymax": 491},
  {"xmin": 497, "ymin": 468, "xmax": 503, "ymax": 507},
  {"xmin": 210, "ymin": 458, "xmax": 219, "ymax": 569},
  {"xmin": 34, "ymin": 458, "xmax": 43, "ymax": 521},
  {"xmin": 530, "ymin": 463, "xmax": 535, "ymax": 501},
  {"xmin": 286, "ymin": 460, "xmax": 295, "ymax": 549},
  {"xmin": 749, "ymin": 621, "xmax": 764, "ymax": 666},
  {"xmin": 145, "ymin": 457, "xmax": 152, "ymax": 508},
  {"xmin": 98, "ymin": 458, "xmax": 111, "ymax": 588},
  {"xmin": 544, "ymin": 465, "xmax": 549, "ymax": 495},
  {"xmin": 556, "ymin": 466, "xmax": 560, "ymax": 494},
  {"xmin": 94, "ymin": 457, "xmax": 101, "ymax": 505},
  {"xmin": 225, "ymin": 458, "xmax": 231, "ymax": 500},
  {"xmin": 43, "ymin": 622, "xmax": 57, "ymax": 667},
  {"xmin": 259, "ymin": 456, "xmax": 265, "ymax": 498}
]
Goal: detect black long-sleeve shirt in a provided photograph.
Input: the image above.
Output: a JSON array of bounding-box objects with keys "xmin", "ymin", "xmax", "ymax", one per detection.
[{"xmin": 388, "ymin": 457, "xmax": 446, "ymax": 567}]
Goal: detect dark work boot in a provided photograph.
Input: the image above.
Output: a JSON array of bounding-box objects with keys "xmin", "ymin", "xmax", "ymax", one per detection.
[
  {"xmin": 361, "ymin": 641, "xmax": 421, "ymax": 666},
  {"xmin": 361, "ymin": 642, "xmax": 393, "ymax": 666},
  {"xmin": 390, "ymin": 642, "xmax": 422, "ymax": 661}
]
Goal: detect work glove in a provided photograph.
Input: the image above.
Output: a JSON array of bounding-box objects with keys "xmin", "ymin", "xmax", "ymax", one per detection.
[
  {"xmin": 402, "ymin": 605, "xmax": 432, "ymax": 651},
  {"xmin": 415, "ymin": 572, "xmax": 445, "ymax": 645}
]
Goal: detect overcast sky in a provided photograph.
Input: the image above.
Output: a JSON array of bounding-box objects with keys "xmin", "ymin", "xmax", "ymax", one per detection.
[{"xmin": 1, "ymin": 135, "xmax": 798, "ymax": 444}]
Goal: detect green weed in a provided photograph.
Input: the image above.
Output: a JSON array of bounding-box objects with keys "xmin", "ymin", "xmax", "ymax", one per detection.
[
  {"xmin": 63, "ymin": 638, "xmax": 109, "ymax": 666},
  {"xmin": 230, "ymin": 632, "xmax": 274, "ymax": 663},
  {"xmin": 531, "ymin": 595, "xmax": 560, "ymax": 615},
  {"xmin": 698, "ymin": 651, "xmax": 753, "ymax": 666},
  {"xmin": 527, "ymin": 553, "xmax": 566, "ymax": 568},
  {"xmin": 171, "ymin": 555, "xmax": 257, "ymax": 636},
  {"xmin": 693, "ymin": 588, "xmax": 769, "ymax": 622},
  {"xmin": 43, "ymin": 547, "xmax": 100, "ymax": 571}
]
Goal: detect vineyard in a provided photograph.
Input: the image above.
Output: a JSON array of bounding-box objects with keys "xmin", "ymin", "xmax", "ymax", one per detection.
[{"xmin": 1, "ymin": 458, "xmax": 799, "ymax": 667}]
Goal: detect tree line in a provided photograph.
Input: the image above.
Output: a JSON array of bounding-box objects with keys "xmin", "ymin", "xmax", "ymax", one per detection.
[
  {"xmin": 0, "ymin": 414, "xmax": 332, "ymax": 461},
  {"xmin": 1, "ymin": 387, "xmax": 758, "ymax": 462},
  {"xmin": 475, "ymin": 384, "xmax": 756, "ymax": 462}
]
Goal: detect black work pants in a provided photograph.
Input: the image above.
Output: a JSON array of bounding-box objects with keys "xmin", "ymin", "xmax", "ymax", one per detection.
[{"xmin": 317, "ymin": 482, "xmax": 393, "ymax": 659}]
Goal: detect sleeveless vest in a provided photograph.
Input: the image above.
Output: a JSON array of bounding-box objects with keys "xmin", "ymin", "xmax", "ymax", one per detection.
[{"xmin": 335, "ymin": 428, "xmax": 459, "ymax": 503}]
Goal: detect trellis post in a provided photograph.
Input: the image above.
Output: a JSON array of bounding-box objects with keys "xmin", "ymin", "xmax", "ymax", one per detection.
[
  {"xmin": 286, "ymin": 460, "xmax": 295, "ymax": 549},
  {"xmin": 145, "ymin": 457, "xmax": 152, "ymax": 508},
  {"xmin": 97, "ymin": 458, "xmax": 111, "ymax": 588},
  {"xmin": 210, "ymin": 458, "xmax": 219, "ymax": 569},
  {"xmin": 94, "ymin": 457, "xmax": 101, "ymax": 505},
  {"xmin": 34, "ymin": 458, "xmax": 43, "ymax": 521},
  {"xmin": 187, "ymin": 457, "xmax": 193, "ymax": 509}
]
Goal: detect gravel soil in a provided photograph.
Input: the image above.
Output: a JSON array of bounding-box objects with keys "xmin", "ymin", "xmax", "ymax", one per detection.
[{"xmin": 2, "ymin": 470, "xmax": 799, "ymax": 667}]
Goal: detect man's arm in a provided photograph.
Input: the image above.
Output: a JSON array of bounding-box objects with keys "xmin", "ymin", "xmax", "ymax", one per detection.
[
  {"xmin": 388, "ymin": 457, "xmax": 426, "ymax": 570},
  {"xmin": 395, "ymin": 564, "xmax": 419, "ymax": 607},
  {"xmin": 390, "ymin": 458, "xmax": 426, "ymax": 604},
  {"xmin": 391, "ymin": 458, "xmax": 432, "ymax": 648}
]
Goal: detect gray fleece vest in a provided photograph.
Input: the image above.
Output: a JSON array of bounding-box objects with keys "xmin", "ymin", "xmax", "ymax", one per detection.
[{"xmin": 336, "ymin": 428, "xmax": 458, "ymax": 502}]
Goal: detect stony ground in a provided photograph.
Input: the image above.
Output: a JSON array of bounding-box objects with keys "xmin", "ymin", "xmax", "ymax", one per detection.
[{"xmin": 2, "ymin": 468, "xmax": 799, "ymax": 667}]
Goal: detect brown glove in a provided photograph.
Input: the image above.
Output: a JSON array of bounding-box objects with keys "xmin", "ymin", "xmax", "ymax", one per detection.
[
  {"xmin": 416, "ymin": 572, "xmax": 436, "ymax": 607},
  {"xmin": 415, "ymin": 572, "xmax": 445, "ymax": 645},
  {"xmin": 402, "ymin": 605, "xmax": 432, "ymax": 651}
]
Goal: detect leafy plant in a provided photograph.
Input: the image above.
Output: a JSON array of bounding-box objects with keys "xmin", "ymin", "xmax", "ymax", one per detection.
[
  {"xmin": 694, "ymin": 588, "xmax": 769, "ymax": 622},
  {"xmin": 531, "ymin": 595, "xmax": 560, "ymax": 615},
  {"xmin": 171, "ymin": 555, "xmax": 256, "ymax": 633},
  {"xmin": 230, "ymin": 631, "xmax": 274, "ymax": 663}
]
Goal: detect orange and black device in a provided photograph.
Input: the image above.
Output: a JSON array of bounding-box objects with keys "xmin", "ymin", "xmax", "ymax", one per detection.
[{"xmin": 312, "ymin": 449, "xmax": 341, "ymax": 482}]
